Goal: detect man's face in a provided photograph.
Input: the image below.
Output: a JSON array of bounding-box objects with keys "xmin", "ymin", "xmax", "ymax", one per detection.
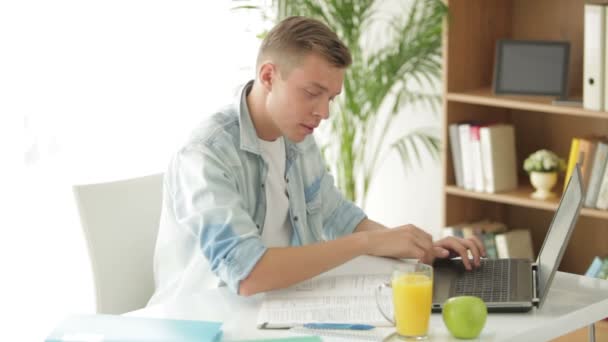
[{"xmin": 266, "ymin": 53, "xmax": 344, "ymax": 142}]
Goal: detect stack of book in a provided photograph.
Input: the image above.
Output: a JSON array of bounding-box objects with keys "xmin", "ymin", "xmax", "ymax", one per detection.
[
  {"xmin": 449, "ymin": 123, "xmax": 518, "ymax": 193},
  {"xmin": 442, "ymin": 220, "xmax": 534, "ymax": 260},
  {"xmin": 564, "ymin": 137, "xmax": 608, "ymax": 210},
  {"xmin": 585, "ymin": 256, "xmax": 608, "ymax": 280}
]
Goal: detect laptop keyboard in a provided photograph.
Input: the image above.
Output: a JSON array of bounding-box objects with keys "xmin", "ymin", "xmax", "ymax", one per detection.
[{"xmin": 453, "ymin": 259, "xmax": 512, "ymax": 302}]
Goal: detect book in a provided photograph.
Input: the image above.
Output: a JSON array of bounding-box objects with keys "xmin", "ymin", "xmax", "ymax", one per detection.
[
  {"xmin": 596, "ymin": 159, "xmax": 608, "ymax": 209},
  {"xmin": 585, "ymin": 256, "xmax": 605, "ymax": 277},
  {"xmin": 479, "ymin": 124, "xmax": 518, "ymax": 193},
  {"xmin": 482, "ymin": 232, "xmax": 499, "ymax": 259},
  {"xmin": 578, "ymin": 138, "xmax": 598, "ymax": 192},
  {"xmin": 46, "ymin": 314, "xmax": 222, "ymax": 342},
  {"xmin": 495, "ymin": 229, "xmax": 534, "ymax": 260},
  {"xmin": 458, "ymin": 123, "xmax": 474, "ymax": 190},
  {"xmin": 470, "ymin": 125, "xmax": 486, "ymax": 192},
  {"xmin": 257, "ymin": 256, "xmax": 400, "ymax": 329},
  {"xmin": 442, "ymin": 220, "xmax": 507, "ymax": 259},
  {"xmin": 564, "ymin": 138, "xmax": 581, "ymax": 191},
  {"xmin": 449, "ymin": 123, "xmax": 465, "ymax": 187},
  {"xmin": 596, "ymin": 258, "xmax": 608, "ymax": 279},
  {"xmin": 585, "ymin": 141, "xmax": 608, "ymax": 207}
]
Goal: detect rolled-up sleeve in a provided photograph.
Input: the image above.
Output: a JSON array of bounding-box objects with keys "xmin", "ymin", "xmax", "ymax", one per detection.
[{"xmin": 170, "ymin": 142, "xmax": 266, "ymax": 294}]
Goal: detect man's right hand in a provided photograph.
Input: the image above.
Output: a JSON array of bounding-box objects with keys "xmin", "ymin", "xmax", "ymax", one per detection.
[{"xmin": 364, "ymin": 224, "xmax": 435, "ymax": 259}]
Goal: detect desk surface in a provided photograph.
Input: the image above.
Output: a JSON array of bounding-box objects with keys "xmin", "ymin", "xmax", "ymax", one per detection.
[{"xmin": 131, "ymin": 271, "xmax": 608, "ymax": 342}]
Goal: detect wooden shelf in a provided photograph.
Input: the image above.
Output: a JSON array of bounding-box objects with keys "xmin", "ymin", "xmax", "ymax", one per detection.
[
  {"xmin": 551, "ymin": 319, "xmax": 608, "ymax": 342},
  {"xmin": 443, "ymin": 0, "xmax": 608, "ymax": 276},
  {"xmin": 447, "ymin": 88, "xmax": 608, "ymax": 120},
  {"xmin": 445, "ymin": 185, "xmax": 608, "ymax": 220}
]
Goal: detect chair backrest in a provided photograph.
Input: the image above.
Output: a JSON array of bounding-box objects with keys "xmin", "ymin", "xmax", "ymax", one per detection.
[{"xmin": 73, "ymin": 173, "xmax": 163, "ymax": 314}]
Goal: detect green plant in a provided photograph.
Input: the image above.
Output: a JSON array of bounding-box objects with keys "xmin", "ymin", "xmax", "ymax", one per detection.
[
  {"xmin": 523, "ymin": 149, "xmax": 566, "ymax": 173},
  {"xmin": 234, "ymin": 0, "xmax": 447, "ymax": 206}
]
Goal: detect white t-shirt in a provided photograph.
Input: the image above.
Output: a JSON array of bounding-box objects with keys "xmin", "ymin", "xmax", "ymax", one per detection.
[{"xmin": 258, "ymin": 136, "xmax": 292, "ymax": 247}]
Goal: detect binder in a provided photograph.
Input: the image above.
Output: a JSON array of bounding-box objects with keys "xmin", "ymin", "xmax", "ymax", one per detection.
[{"xmin": 584, "ymin": 4, "xmax": 605, "ymax": 111}]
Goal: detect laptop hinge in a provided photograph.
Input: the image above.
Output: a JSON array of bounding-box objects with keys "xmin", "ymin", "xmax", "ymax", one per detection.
[{"xmin": 531, "ymin": 263, "xmax": 540, "ymax": 307}]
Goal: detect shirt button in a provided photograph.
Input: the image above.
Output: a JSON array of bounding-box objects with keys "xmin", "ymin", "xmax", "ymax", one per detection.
[
  {"xmin": 294, "ymin": 216, "xmax": 298, "ymax": 222},
  {"xmin": 256, "ymin": 224, "xmax": 260, "ymax": 229},
  {"xmin": 286, "ymin": 178, "xmax": 289, "ymax": 183},
  {"xmin": 261, "ymin": 183, "xmax": 265, "ymax": 189}
]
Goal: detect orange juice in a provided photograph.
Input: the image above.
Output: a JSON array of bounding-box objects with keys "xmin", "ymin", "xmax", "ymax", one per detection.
[{"xmin": 391, "ymin": 273, "xmax": 433, "ymax": 337}]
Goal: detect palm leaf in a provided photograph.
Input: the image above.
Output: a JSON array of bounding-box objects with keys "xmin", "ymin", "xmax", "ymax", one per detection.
[{"xmin": 391, "ymin": 129, "xmax": 441, "ymax": 173}]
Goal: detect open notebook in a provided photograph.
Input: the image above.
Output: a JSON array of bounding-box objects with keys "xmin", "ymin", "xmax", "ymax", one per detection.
[
  {"xmin": 257, "ymin": 256, "xmax": 403, "ymax": 341},
  {"xmin": 257, "ymin": 255, "xmax": 402, "ymax": 328}
]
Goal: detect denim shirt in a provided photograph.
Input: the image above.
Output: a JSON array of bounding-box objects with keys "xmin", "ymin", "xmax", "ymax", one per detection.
[{"xmin": 148, "ymin": 81, "xmax": 366, "ymax": 304}]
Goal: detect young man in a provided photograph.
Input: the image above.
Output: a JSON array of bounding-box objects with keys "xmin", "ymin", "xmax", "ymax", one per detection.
[{"xmin": 149, "ymin": 16, "xmax": 484, "ymax": 304}]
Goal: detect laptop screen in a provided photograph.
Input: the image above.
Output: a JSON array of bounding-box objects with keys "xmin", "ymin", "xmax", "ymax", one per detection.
[{"xmin": 536, "ymin": 165, "xmax": 583, "ymax": 307}]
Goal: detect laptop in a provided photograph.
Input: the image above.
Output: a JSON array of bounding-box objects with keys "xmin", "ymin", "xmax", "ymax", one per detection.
[{"xmin": 432, "ymin": 164, "xmax": 584, "ymax": 313}]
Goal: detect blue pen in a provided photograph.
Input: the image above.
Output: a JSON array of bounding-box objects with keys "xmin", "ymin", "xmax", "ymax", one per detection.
[{"xmin": 302, "ymin": 323, "xmax": 375, "ymax": 330}]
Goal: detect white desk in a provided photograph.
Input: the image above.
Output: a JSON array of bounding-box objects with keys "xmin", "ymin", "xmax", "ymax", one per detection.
[{"xmin": 130, "ymin": 272, "xmax": 608, "ymax": 342}]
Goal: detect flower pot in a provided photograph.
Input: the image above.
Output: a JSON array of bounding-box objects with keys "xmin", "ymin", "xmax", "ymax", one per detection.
[{"xmin": 529, "ymin": 171, "xmax": 558, "ymax": 200}]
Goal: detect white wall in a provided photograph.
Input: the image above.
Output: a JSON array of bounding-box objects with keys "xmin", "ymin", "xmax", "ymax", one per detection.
[
  {"xmin": 364, "ymin": 114, "xmax": 443, "ymax": 236},
  {"xmin": 9, "ymin": 1, "xmax": 443, "ymax": 340},
  {"xmin": 12, "ymin": 2, "xmax": 265, "ymax": 341}
]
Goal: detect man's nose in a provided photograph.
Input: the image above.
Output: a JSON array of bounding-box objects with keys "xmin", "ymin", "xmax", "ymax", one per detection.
[{"xmin": 314, "ymin": 100, "xmax": 330, "ymax": 120}]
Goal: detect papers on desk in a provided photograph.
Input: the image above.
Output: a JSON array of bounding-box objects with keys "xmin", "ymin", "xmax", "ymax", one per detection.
[
  {"xmin": 45, "ymin": 314, "xmax": 223, "ymax": 342},
  {"xmin": 257, "ymin": 256, "xmax": 403, "ymax": 328}
]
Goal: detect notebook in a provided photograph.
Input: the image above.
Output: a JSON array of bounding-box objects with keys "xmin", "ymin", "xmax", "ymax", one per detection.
[
  {"xmin": 45, "ymin": 314, "xmax": 223, "ymax": 342},
  {"xmin": 432, "ymin": 164, "xmax": 585, "ymax": 312}
]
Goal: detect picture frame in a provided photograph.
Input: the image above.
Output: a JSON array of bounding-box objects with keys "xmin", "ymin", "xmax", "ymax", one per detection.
[{"xmin": 493, "ymin": 40, "xmax": 570, "ymax": 98}]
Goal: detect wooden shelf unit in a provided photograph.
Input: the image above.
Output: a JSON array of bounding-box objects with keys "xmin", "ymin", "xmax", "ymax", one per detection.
[{"xmin": 442, "ymin": 0, "xmax": 608, "ymax": 277}]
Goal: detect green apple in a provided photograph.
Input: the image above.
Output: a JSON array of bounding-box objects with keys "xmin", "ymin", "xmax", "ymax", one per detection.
[{"xmin": 442, "ymin": 296, "xmax": 487, "ymax": 339}]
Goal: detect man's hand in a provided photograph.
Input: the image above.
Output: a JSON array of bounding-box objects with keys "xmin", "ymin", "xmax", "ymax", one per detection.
[
  {"xmin": 421, "ymin": 236, "xmax": 486, "ymax": 270},
  {"xmin": 364, "ymin": 224, "xmax": 435, "ymax": 260}
]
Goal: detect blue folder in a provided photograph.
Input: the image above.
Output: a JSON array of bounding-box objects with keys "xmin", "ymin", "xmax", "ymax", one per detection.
[{"xmin": 46, "ymin": 314, "xmax": 222, "ymax": 342}]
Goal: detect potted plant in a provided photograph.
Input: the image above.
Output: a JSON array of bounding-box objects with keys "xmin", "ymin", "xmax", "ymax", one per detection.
[
  {"xmin": 523, "ymin": 149, "xmax": 566, "ymax": 200},
  {"xmin": 234, "ymin": 0, "xmax": 447, "ymax": 207}
]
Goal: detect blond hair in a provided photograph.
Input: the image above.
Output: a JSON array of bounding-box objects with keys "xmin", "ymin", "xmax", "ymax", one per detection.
[{"xmin": 257, "ymin": 16, "xmax": 352, "ymax": 75}]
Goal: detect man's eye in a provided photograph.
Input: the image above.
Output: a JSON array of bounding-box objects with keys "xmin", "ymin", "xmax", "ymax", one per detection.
[{"xmin": 306, "ymin": 90, "xmax": 320, "ymax": 97}]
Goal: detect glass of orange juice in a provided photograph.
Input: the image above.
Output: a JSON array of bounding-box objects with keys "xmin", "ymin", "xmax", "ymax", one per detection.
[{"xmin": 375, "ymin": 262, "xmax": 433, "ymax": 340}]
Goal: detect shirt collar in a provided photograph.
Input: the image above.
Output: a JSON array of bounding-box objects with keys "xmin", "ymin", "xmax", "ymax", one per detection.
[{"xmin": 236, "ymin": 80, "xmax": 301, "ymax": 159}]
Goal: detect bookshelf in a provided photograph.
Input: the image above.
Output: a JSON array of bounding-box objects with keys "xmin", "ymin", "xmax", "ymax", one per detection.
[
  {"xmin": 441, "ymin": 0, "xmax": 608, "ymax": 280},
  {"xmin": 441, "ymin": 3, "xmax": 608, "ymax": 336}
]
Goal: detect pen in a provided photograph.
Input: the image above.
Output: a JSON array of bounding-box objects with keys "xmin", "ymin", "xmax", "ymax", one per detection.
[{"xmin": 302, "ymin": 323, "xmax": 375, "ymax": 330}]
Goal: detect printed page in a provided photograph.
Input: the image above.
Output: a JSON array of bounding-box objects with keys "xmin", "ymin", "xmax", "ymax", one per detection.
[{"xmin": 257, "ymin": 256, "xmax": 404, "ymax": 327}]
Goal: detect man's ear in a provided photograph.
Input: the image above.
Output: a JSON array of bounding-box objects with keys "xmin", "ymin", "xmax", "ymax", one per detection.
[{"xmin": 258, "ymin": 62, "xmax": 276, "ymax": 92}]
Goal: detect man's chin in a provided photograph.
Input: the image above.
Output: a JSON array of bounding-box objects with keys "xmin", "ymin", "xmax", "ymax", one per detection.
[
  {"xmin": 289, "ymin": 136, "xmax": 307, "ymax": 143},
  {"xmin": 285, "ymin": 131, "xmax": 310, "ymax": 143}
]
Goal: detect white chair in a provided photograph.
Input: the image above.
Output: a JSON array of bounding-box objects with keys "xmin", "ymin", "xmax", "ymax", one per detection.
[{"xmin": 73, "ymin": 173, "xmax": 163, "ymax": 314}]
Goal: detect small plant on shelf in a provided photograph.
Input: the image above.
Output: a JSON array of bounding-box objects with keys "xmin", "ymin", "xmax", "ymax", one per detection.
[{"xmin": 523, "ymin": 149, "xmax": 566, "ymax": 200}]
